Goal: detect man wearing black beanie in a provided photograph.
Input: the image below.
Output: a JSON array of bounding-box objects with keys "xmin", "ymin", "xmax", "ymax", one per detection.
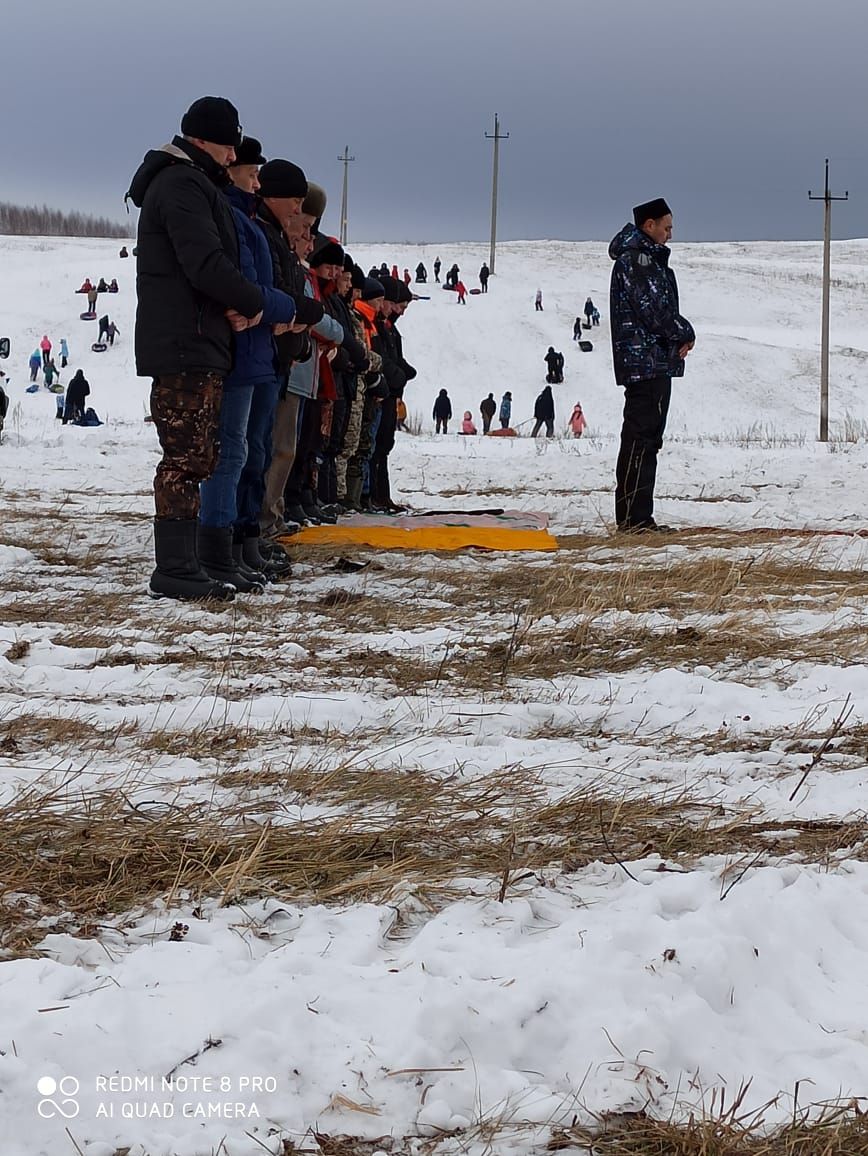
[
  {"xmin": 126, "ymin": 96, "xmax": 265, "ymax": 602},
  {"xmin": 608, "ymin": 197, "xmax": 695, "ymax": 533}
]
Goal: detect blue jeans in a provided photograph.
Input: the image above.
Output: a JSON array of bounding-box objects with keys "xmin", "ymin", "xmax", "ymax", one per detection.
[
  {"xmin": 199, "ymin": 383, "xmax": 254, "ymax": 527},
  {"xmin": 236, "ymin": 377, "xmax": 280, "ymax": 534}
]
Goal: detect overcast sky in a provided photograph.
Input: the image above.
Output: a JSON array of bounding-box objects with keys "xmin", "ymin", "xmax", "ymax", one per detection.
[{"xmin": 4, "ymin": 0, "xmax": 867, "ymax": 242}]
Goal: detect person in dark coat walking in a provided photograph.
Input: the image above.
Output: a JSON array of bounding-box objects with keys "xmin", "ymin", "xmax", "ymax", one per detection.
[
  {"xmin": 480, "ymin": 392, "xmax": 496, "ymax": 433},
  {"xmin": 531, "ymin": 385, "xmax": 555, "ymax": 438},
  {"xmin": 433, "ymin": 388, "xmax": 452, "ymax": 433},
  {"xmin": 479, "ymin": 262, "xmax": 490, "ymax": 292},
  {"xmin": 609, "ymin": 197, "xmax": 695, "ymax": 532},
  {"xmin": 415, "ymin": 262, "xmax": 427, "ymax": 283},
  {"xmin": 63, "ymin": 369, "xmax": 90, "ymax": 424},
  {"xmin": 126, "ymin": 96, "xmax": 266, "ymax": 601},
  {"xmin": 584, "ymin": 297, "xmax": 595, "ymax": 326},
  {"xmin": 573, "ymin": 317, "xmax": 583, "ymax": 342},
  {"xmin": 433, "ymin": 257, "xmax": 441, "ymax": 283}
]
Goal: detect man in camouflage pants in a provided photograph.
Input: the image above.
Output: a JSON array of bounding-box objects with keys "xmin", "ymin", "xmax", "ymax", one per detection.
[
  {"xmin": 608, "ymin": 197, "xmax": 695, "ymax": 533},
  {"xmin": 127, "ymin": 97, "xmax": 265, "ymax": 600}
]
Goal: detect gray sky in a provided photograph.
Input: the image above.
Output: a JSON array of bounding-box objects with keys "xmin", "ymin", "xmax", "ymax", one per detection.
[{"xmin": 4, "ymin": 0, "xmax": 867, "ymax": 241}]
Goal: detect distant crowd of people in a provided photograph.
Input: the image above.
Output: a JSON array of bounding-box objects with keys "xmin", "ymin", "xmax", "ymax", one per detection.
[{"xmin": 432, "ymin": 388, "xmax": 587, "ymax": 439}]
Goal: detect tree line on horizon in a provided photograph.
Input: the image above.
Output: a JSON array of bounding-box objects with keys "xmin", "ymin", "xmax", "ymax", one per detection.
[{"xmin": 0, "ymin": 201, "xmax": 128, "ymax": 239}]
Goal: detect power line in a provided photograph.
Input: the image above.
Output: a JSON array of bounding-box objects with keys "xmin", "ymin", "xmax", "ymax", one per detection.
[
  {"xmin": 337, "ymin": 146, "xmax": 355, "ymax": 247},
  {"xmin": 808, "ymin": 159, "xmax": 848, "ymax": 443},
  {"xmin": 484, "ymin": 114, "xmax": 509, "ymax": 275}
]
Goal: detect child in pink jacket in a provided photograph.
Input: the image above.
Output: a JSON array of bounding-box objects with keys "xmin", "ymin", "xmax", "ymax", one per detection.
[
  {"xmin": 460, "ymin": 411, "xmax": 477, "ymax": 435},
  {"xmin": 569, "ymin": 403, "xmax": 587, "ymax": 438}
]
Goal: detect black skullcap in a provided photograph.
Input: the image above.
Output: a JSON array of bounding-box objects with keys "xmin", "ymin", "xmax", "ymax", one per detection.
[
  {"xmin": 351, "ymin": 265, "xmax": 367, "ymax": 291},
  {"xmin": 309, "ymin": 239, "xmax": 345, "ymax": 268},
  {"xmin": 231, "ymin": 136, "xmax": 266, "ymax": 166},
  {"xmin": 633, "ymin": 198, "xmax": 672, "ymax": 227}
]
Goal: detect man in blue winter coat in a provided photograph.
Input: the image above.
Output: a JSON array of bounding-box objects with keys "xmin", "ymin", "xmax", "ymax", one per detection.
[
  {"xmin": 198, "ymin": 135, "xmax": 300, "ymax": 590},
  {"xmin": 609, "ymin": 197, "xmax": 695, "ymax": 532}
]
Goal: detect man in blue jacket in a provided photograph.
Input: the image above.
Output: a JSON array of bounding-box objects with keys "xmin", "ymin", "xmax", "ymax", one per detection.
[
  {"xmin": 198, "ymin": 135, "xmax": 300, "ymax": 590},
  {"xmin": 609, "ymin": 197, "xmax": 695, "ymax": 533}
]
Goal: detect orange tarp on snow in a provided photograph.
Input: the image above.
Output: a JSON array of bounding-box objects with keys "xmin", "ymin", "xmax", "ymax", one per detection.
[{"xmin": 282, "ymin": 524, "xmax": 558, "ymax": 552}]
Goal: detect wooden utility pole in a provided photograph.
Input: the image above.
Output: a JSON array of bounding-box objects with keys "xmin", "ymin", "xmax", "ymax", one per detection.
[
  {"xmin": 338, "ymin": 146, "xmax": 355, "ymax": 246},
  {"xmin": 809, "ymin": 159, "xmax": 848, "ymax": 442},
  {"xmin": 485, "ymin": 114, "xmax": 509, "ymax": 275}
]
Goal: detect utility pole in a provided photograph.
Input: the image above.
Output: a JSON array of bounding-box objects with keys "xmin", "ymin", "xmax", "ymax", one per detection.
[
  {"xmin": 485, "ymin": 114, "xmax": 509, "ymax": 275},
  {"xmin": 338, "ymin": 146, "xmax": 355, "ymax": 247},
  {"xmin": 809, "ymin": 159, "xmax": 848, "ymax": 442}
]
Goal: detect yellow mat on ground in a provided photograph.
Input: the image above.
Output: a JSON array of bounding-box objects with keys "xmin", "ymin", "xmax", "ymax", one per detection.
[{"xmin": 282, "ymin": 524, "xmax": 559, "ymax": 552}]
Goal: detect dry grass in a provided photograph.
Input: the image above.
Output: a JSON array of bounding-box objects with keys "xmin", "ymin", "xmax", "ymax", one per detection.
[
  {"xmin": 1, "ymin": 760, "xmax": 865, "ymax": 955},
  {"xmin": 550, "ymin": 1103, "xmax": 868, "ymax": 1156}
]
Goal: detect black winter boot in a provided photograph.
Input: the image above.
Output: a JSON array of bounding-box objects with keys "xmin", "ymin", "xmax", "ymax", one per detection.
[
  {"xmin": 302, "ymin": 488, "xmax": 335, "ymax": 524},
  {"xmin": 231, "ymin": 540, "xmax": 267, "ymax": 586},
  {"xmin": 250, "ymin": 535, "xmax": 293, "ymax": 578},
  {"xmin": 149, "ymin": 519, "xmax": 236, "ymax": 602},
  {"xmin": 198, "ymin": 525, "xmax": 265, "ymax": 594}
]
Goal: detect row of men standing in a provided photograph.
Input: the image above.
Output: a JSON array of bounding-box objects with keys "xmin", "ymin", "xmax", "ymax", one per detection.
[{"xmin": 129, "ymin": 97, "xmax": 415, "ymax": 602}]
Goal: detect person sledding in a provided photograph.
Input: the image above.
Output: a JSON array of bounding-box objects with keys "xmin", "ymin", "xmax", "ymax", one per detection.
[{"xmin": 77, "ymin": 277, "xmax": 94, "ymax": 293}]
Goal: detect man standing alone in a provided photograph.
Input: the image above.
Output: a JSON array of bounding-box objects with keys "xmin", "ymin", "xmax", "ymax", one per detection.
[
  {"xmin": 128, "ymin": 96, "xmax": 265, "ymax": 599},
  {"xmin": 609, "ymin": 197, "xmax": 694, "ymax": 533}
]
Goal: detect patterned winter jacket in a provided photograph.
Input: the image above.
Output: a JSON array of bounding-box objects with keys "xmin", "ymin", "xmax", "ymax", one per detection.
[{"xmin": 608, "ymin": 223, "xmax": 695, "ymax": 386}]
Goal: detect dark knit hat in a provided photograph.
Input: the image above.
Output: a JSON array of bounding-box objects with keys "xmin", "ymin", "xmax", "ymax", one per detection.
[
  {"xmin": 379, "ymin": 275, "xmax": 400, "ymax": 303},
  {"xmin": 181, "ymin": 97, "xmax": 242, "ymax": 147},
  {"xmin": 257, "ymin": 159, "xmax": 308, "ymax": 199},
  {"xmin": 309, "ymin": 239, "xmax": 345, "ymax": 268},
  {"xmin": 303, "ymin": 182, "xmax": 327, "ymax": 221},
  {"xmin": 362, "ymin": 277, "xmax": 385, "ymax": 301},
  {"xmin": 633, "ymin": 197, "xmax": 672, "ymax": 227},
  {"xmin": 231, "ymin": 136, "xmax": 266, "ymax": 166},
  {"xmin": 396, "ymin": 281, "xmax": 413, "ymax": 304},
  {"xmin": 343, "ymin": 252, "xmax": 355, "ymax": 273},
  {"xmin": 351, "ymin": 265, "xmax": 367, "ymax": 290}
]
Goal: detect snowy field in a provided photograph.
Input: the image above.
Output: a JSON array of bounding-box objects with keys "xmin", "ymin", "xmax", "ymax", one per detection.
[{"xmin": 2, "ymin": 235, "xmax": 868, "ymax": 1155}]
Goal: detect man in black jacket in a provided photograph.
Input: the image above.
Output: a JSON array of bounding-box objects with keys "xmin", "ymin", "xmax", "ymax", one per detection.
[{"xmin": 128, "ymin": 96, "xmax": 265, "ymax": 601}]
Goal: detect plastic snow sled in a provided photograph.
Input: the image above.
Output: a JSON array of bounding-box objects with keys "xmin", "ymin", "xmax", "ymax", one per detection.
[
  {"xmin": 578, "ymin": 341, "xmax": 593, "ymax": 352},
  {"xmin": 469, "ymin": 288, "xmax": 482, "ymax": 295},
  {"xmin": 487, "ymin": 427, "xmax": 517, "ymax": 437},
  {"xmin": 26, "ymin": 383, "xmax": 40, "ymax": 393},
  {"xmin": 442, "ymin": 284, "xmax": 457, "ymax": 291},
  {"xmin": 91, "ymin": 342, "xmax": 108, "ymax": 352},
  {"xmin": 582, "ymin": 321, "xmax": 592, "ymax": 330},
  {"xmin": 80, "ymin": 311, "xmax": 97, "ymax": 320}
]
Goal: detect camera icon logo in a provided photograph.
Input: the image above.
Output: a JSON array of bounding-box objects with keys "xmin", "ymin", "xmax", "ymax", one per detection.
[{"xmin": 37, "ymin": 1076, "xmax": 80, "ymax": 1119}]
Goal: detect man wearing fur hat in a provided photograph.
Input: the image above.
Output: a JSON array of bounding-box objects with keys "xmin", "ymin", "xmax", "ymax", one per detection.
[
  {"xmin": 608, "ymin": 197, "xmax": 695, "ymax": 533},
  {"xmin": 127, "ymin": 96, "xmax": 266, "ymax": 601}
]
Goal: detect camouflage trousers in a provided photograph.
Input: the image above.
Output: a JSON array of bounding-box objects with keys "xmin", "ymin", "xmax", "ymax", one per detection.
[
  {"xmin": 335, "ymin": 388, "xmax": 365, "ymax": 499},
  {"xmin": 150, "ymin": 373, "xmax": 222, "ymax": 520}
]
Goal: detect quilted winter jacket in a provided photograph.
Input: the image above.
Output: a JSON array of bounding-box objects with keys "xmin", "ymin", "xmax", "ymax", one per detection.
[
  {"xmin": 127, "ymin": 137, "xmax": 264, "ymax": 377},
  {"xmin": 223, "ymin": 185, "xmax": 296, "ymax": 388},
  {"xmin": 608, "ymin": 223, "xmax": 695, "ymax": 386}
]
